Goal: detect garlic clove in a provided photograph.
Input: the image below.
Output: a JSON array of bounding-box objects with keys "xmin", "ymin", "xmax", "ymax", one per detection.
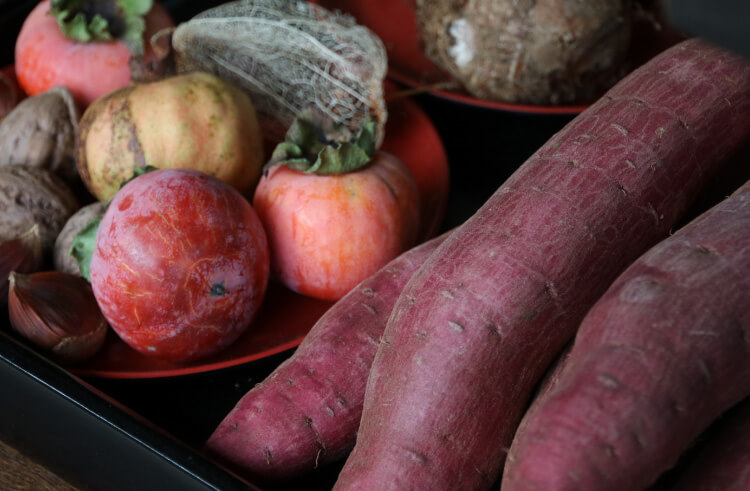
[
  {"xmin": 7, "ymin": 270, "xmax": 108, "ymax": 364},
  {"xmin": 1, "ymin": 224, "xmax": 43, "ymax": 306}
]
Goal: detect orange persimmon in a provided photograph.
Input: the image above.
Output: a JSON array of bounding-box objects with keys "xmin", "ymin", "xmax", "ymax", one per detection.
[
  {"xmin": 253, "ymin": 150, "xmax": 420, "ymax": 301},
  {"xmin": 14, "ymin": 0, "xmax": 174, "ymax": 108}
]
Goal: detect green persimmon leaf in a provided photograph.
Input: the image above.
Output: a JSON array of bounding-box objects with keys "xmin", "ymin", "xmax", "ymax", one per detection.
[
  {"xmin": 118, "ymin": 165, "xmax": 159, "ymax": 190},
  {"xmin": 266, "ymin": 111, "xmax": 377, "ymax": 175},
  {"xmin": 120, "ymin": 0, "xmax": 152, "ymax": 16},
  {"xmin": 69, "ymin": 165, "xmax": 158, "ymax": 282},
  {"xmin": 50, "ymin": 0, "xmax": 153, "ymax": 55},
  {"xmin": 70, "ymin": 215, "xmax": 102, "ymax": 282}
]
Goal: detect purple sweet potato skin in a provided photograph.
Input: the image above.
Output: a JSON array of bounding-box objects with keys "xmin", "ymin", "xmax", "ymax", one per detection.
[
  {"xmin": 502, "ymin": 181, "xmax": 750, "ymax": 490},
  {"xmin": 333, "ymin": 39, "xmax": 750, "ymax": 490},
  {"xmin": 672, "ymin": 398, "xmax": 750, "ymax": 491},
  {"xmin": 204, "ymin": 232, "xmax": 448, "ymax": 481}
]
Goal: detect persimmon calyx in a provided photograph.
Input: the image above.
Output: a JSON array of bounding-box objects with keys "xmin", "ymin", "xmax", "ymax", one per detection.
[
  {"xmin": 266, "ymin": 108, "xmax": 377, "ymax": 176},
  {"xmin": 49, "ymin": 0, "xmax": 153, "ymax": 56}
]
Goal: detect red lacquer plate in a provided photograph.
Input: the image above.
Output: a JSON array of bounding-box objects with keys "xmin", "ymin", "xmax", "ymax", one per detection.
[
  {"xmin": 69, "ymin": 82, "xmax": 449, "ymax": 379},
  {"xmin": 314, "ymin": 0, "xmax": 684, "ymax": 115}
]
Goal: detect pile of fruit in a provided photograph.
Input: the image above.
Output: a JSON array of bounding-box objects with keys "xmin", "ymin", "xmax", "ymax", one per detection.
[{"xmin": 0, "ymin": 0, "xmax": 448, "ymax": 364}]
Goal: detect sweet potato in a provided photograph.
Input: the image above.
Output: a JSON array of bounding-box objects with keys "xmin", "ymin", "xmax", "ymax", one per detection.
[
  {"xmin": 501, "ymin": 179, "xmax": 750, "ymax": 490},
  {"xmin": 205, "ymin": 232, "xmax": 449, "ymax": 483},
  {"xmin": 333, "ymin": 39, "xmax": 750, "ymax": 490},
  {"xmin": 672, "ymin": 398, "xmax": 750, "ymax": 491}
]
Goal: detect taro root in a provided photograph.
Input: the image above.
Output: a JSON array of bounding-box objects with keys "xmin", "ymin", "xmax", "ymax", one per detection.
[
  {"xmin": 416, "ymin": 0, "xmax": 632, "ymax": 105},
  {"xmin": 54, "ymin": 201, "xmax": 107, "ymax": 276},
  {"xmin": 0, "ymin": 87, "xmax": 80, "ymax": 183},
  {"xmin": 7, "ymin": 271, "xmax": 108, "ymax": 365},
  {"xmin": 0, "ymin": 225, "xmax": 43, "ymax": 306},
  {"xmin": 77, "ymin": 71, "xmax": 264, "ymax": 202},
  {"xmin": 0, "ymin": 165, "xmax": 79, "ymax": 254}
]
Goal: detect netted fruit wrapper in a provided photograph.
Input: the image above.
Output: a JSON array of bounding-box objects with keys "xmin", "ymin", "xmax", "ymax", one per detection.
[{"xmin": 171, "ymin": 0, "xmax": 388, "ymax": 146}]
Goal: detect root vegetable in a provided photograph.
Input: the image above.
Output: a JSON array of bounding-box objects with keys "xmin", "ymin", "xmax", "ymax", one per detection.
[
  {"xmin": 205, "ymin": 232, "xmax": 449, "ymax": 483},
  {"xmin": 333, "ymin": 39, "xmax": 750, "ymax": 490},
  {"xmin": 672, "ymin": 398, "xmax": 750, "ymax": 491},
  {"xmin": 416, "ymin": 0, "xmax": 632, "ymax": 105},
  {"xmin": 502, "ymin": 179, "xmax": 750, "ymax": 490}
]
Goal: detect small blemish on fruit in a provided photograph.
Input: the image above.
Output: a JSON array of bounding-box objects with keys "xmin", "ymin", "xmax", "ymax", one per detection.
[
  {"xmin": 544, "ymin": 282, "xmax": 559, "ymax": 299},
  {"xmin": 362, "ymin": 303, "xmax": 377, "ymax": 315},
  {"xmin": 211, "ymin": 281, "xmax": 228, "ymax": 296},
  {"xmin": 118, "ymin": 194, "xmax": 134, "ymax": 211},
  {"xmin": 406, "ymin": 448, "xmax": 428, "ymax": 464},
  {"xmin": 598, "ymin": 373, "xmax": 621, "ymax": 389},
  {"xmin": 610, "ymin": 123, "xmax": 629, "ymax": 136},
  {"xmin": 603, "ymin": 444, "xmax": 617, "ymax": 458},
  {"xmin": 441, "ymin": 290, "xmax": 455, "ymax": 300},
  {"xmin": 487, "ymin": 323, "xmax": 502, "ymax": 337}
]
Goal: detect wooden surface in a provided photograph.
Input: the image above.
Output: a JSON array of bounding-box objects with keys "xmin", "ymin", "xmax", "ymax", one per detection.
[{"xmin": 0, "ymin": 437, "xmax": 77, "ymax": 490}]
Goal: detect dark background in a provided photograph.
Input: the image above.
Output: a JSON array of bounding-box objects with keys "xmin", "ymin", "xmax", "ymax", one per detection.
[{"xmin": 0, "ymin": 1, "xmax": 748, "ymax": 490}]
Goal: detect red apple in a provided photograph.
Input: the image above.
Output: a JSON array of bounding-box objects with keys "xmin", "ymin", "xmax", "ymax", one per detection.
[{"xmin": 90, "ymin": 169, "xmax": 269, "ymax": 362}]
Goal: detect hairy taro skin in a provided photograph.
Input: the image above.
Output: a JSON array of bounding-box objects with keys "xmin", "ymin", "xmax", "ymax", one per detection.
[
  {"xmin": 90, "ymin": 169, "xmax": 270, "ymax": 362},
  {"xmin": 416, "ymin": 0, "xmax": 632, "ymax": 104},
  {"xmin": 77, "ymin": 72, "xmax": 264, "ymax": 202}
]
